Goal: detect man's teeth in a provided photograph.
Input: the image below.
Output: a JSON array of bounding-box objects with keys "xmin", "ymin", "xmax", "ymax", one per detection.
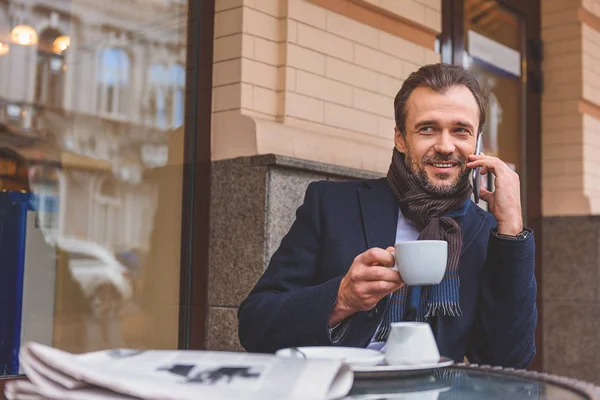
[{"xmin": 433, "ymin": 163, "xmax": 453, "ymax": 168}]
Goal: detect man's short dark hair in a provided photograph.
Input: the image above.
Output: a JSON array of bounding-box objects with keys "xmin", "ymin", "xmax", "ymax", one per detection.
[{"xmin": 394, "ymin": 63, "xmax": 488, "ymax": 137}]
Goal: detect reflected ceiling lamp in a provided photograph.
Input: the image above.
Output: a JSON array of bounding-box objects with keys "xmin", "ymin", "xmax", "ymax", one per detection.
[
  {"xmin": 52, "ymin": 35, "xmax": 70, "ymax": 53},
  {"xmin": 10, "ymin": 24, "xmax": 38, "ymax": 46},
  {"xmin": 0, "ymin": 42, "xmax": 9, "ymax": 56}
]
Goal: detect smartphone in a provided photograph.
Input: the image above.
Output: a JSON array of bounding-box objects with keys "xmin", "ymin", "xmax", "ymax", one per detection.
[{"xmin": 473, "ymin": 134, "xmax": 483, "ymax": 203}]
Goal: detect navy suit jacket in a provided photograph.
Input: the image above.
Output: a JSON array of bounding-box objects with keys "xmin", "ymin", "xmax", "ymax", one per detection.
[{"xmin": 238, "ymin": 178, "xmax": 537, "ymax": 368}]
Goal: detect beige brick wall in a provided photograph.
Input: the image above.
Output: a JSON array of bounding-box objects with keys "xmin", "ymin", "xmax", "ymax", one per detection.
[
  {"xmin": 378, "ymin": 0, "xmax": 441, "ymax": 31},
  {"xmin": 341, "ymin": 0, "xmax": 441, "ymax": 30},
  {"xmin": 284, "ymin": 0, "xmax": 439, "ymax": 171},
  {"xmin": 211, "ymin": 0, "xmax": 441, "ymax": 173},
  {"xmin": 541, "ymin": 0, "xmax": 600, "ymax": 215},
  {"xmin": 583, "ymin": 113, "xmax": 600, "ymax": 212},
  {"xmin": 583, "ymin": 0, "xmax": 600, "ymax": 17},
  {"xmin": 212, "ymin": 0, "xmax": 285, "ymax": 121},
  {"xmin": 583, "ymin": 25, "xmax": 600, "ymax": 106}
]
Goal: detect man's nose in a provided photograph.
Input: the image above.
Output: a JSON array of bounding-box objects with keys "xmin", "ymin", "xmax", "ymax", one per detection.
[{"xmin": 433, "ymin": 131, "xmax": 456, "ymax": 154}]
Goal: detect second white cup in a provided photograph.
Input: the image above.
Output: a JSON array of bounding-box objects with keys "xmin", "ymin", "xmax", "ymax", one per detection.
[{"xmin": 385, "ymin": 322, "xmax": 440, "ymax": 365}]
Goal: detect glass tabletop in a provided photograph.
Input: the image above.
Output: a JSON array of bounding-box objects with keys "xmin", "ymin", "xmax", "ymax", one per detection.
[{"xmin": 345, "ymin": 367, "xmax": 592, "ymax": 400}]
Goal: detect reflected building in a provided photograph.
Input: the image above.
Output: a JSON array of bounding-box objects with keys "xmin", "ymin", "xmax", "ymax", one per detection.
[
  {"xmin": 0, "ymin": 0, "xmax": 187, "ymax": 358},
  {"xmin": 0, "ymin": 0, "xmax": 186, "ymax": 242}
]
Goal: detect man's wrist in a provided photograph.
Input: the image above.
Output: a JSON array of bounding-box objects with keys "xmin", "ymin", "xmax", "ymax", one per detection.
[
  {"xmin": 329, "ymin": 300, "xmax": 354, "ymax": 327},
  {"xmin": 497, "ymin": 221, "xmax": 523, "ymax": 236}
]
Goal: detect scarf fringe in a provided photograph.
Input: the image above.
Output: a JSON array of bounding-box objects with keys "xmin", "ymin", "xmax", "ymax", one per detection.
[{"xmin": 424, "ymin": 301, "xmax": 463, "ymax": 319}]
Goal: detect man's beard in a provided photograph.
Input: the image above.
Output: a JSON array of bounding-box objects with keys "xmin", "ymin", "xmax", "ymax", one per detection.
[{"xmin": 404, "ymin": 152, "xmax": 470, "ymax": 196}]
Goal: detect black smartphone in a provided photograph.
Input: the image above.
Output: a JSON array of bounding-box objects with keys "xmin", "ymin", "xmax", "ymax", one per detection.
[{"xmin": 473, "ymin": 134, "xmax": 483, "ymax": 203}]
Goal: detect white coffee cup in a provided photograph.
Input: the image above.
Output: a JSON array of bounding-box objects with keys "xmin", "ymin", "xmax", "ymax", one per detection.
[
  {"xmin": 391, "ymin": 240, "xmax": 448, "ymax": 285},
  {"xmin": 385, "ymin": 322, "xmax": 440, "ymax": 365}
]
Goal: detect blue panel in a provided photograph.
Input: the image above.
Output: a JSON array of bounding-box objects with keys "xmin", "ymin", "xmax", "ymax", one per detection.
[{"xmin": 0, "ymin": 191, "xmax": 33, "ymax": 375}]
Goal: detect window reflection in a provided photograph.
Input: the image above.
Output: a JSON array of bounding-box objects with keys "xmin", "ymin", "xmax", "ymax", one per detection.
[{"xmin": 0, "ymin": 0, "xmax": 188, "ymax": 372}]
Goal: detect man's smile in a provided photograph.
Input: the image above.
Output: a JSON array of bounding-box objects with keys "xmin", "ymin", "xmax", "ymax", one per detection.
[{"xmin": 424, "ymin": 160, "xmax": 462, "ymax": 176}]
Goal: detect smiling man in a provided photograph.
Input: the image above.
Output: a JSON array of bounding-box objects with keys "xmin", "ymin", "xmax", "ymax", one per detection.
[{"xmin": 238, "ymin": 63, "xmax": 537, "ymax": 369}]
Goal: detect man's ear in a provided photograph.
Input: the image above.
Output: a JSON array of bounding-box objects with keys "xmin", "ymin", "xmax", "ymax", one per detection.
[{"xmin": 394, "ymin": 126, "xmax": 407, "ymax": 153}]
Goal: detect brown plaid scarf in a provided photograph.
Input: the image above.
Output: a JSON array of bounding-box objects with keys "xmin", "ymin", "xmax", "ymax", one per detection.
[{"xmin": 375, "ymin": 148, "xmax": 472, "ymax": 340}]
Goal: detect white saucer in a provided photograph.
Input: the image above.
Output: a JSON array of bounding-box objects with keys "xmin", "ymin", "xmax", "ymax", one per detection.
[
  {"xmin": 275, "ymin": 346, "xmax": 385, "ymax": 366},
  {"xmin": 352, "ymin": 357, "xmax": 454, "ymax": 379}
]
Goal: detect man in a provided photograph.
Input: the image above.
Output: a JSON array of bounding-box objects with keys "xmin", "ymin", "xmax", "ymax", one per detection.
[{"xmin": 237, "ymin": 63, "xmax": 537, "ymax": 369}]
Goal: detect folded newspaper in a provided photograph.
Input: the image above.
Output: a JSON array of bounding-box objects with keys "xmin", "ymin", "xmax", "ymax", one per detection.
[{"xmin": 4, "ymin": 342, "xmax": 354, "ymax": 400}]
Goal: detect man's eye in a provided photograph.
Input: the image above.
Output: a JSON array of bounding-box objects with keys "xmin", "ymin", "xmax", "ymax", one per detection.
[
  {"xmin": 420, "ymin": 127, "xmax": 433, "ymax": 133},
  {"xmin": 456, "ymin": 128, "xmax": 470, "ymax": 135}
]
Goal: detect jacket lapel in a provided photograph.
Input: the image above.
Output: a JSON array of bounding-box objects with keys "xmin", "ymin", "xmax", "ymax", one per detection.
[
  {"xmin": 358, "ymin": 178, "xmax": 398, "ymax": 250},
  {"xmin": 457, "ymin": 203, "xmax": 486, "ymax": 255}
]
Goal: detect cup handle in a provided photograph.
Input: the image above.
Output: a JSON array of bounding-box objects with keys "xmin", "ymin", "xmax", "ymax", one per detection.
[{"xmin": 389, "ymin": 250, "xmax": 398, "ymax": 272}]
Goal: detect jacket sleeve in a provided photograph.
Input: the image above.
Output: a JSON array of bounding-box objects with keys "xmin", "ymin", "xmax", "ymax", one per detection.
[
  {"xmin": 237, "ymin": 181, "xmax": 343, "ymax": 353},
  {"xmin": 466, "ymin": 228, "xmax": 538, "ymax": 369}
]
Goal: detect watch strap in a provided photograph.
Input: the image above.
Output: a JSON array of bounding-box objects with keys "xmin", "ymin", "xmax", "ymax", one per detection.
[{"xmin": 496, "ymin": 229, "xmax": 531, "ymax": 240}]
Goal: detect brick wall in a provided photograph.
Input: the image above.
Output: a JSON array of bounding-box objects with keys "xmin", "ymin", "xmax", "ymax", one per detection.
[
  {"xmin": 212, "ymin": 1, "xmax": 285, "ymax": 117},
  {"xmin": 284, "ymin": 0, "xmax": 439, "ymax": 137},
  {"xmin": 541, "ymin": 0, "xmax": 600, "ymax": 215},
  {"xmin": 376, "ymin": 0, "xmax": 441, "ymax": 31},
  {"xmin": 583, "ymin": 0, "xmax": 600, "ymax": 16},
  {"xmin": 211, "ymin": 0, "xmax": 441, "ymax": 173}
]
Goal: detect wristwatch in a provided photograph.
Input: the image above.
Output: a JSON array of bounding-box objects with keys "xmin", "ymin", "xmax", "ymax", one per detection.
[
  {"xmin": 496, "ymin": 229, "xmax": 531, "ymax": 240},
  {"xmin": 328, "ymin": 322, "xmax": 341, "ymax": 334}
]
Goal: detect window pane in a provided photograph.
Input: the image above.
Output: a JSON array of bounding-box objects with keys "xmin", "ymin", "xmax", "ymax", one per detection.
[
  {"xmin": 98, "ymin": 48, "xmax": 131, "ymax": 115},
  {"xmin": 464, "ymin": 0, "xmax": 524, "ymax": 168},
  {"xmin": 173, "ymin": 89, "xmax": 184, "ymax": 128},
  {"xmin": 0, "ymin": 0, "xmax": 189, "ymax": 375},
  {"xmin": 169, "ymin": 64, "xmax": 185, "ymax": 129},
  {"xmin": 156, "ymin": 87, "xmax": 166, "ymax": 128},
  {"xmin": 169, "ymin": 64, "xmax": 185, "ymax": 86}
]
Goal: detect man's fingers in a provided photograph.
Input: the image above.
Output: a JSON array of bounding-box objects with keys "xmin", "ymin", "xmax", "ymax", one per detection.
[
  {"xmin": 468, "ymin": 155, "xmax": 514, "ymax": 178},
  {"xmin": 360, "ymin": 265, "xmax": 403, "ymax": 282},
  {"xmin": 467, "ymin": 159, "xmax": 499, "ymax": 174},
  {"xmin": 358, "ymin": 247, "xmax": 395, "ymax": 267},
  {"xmin": 479, "ymin": 187, "xmax": 493, "ymax": 202},
  {"xmin": 367, "ymin": 280, "xmax": 404, "ymax": 294}
]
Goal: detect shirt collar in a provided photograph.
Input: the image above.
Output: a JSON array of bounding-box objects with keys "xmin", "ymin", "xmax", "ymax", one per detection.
[{"xmin": 445, "ymin": 198, "xmax": 471, "ymax": 218}]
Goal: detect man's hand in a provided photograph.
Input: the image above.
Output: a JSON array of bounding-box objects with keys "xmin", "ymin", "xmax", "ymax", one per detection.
[
  {"xmin": 467, "ymin": 153, "xmax": 523, "ymax": 235},
  {"xmin": 329, "ymin": 247, "xmax": 404, "ymax": 327}
]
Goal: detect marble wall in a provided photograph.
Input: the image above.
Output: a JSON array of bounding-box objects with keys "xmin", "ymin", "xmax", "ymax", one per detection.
[
  {"xmin": 205, "ymin": 155, "xmax": 381, "ymax": 351},
  {"xmin": 542, "ymin": 216, "xmax": 600, "ymax": 384}
]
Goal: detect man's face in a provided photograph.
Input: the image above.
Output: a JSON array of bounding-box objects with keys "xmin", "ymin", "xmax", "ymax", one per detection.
[{"xmin": 395, "ymin": 85, "xmax": 479, "ymax": 196}]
